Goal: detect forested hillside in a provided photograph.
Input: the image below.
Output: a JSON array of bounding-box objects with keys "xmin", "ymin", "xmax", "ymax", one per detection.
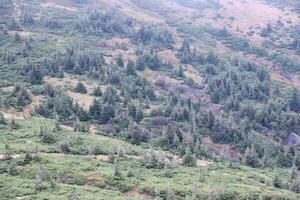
[{"xmin": 0, "ymin": 0, "xmax": 300, "ymax": 199}]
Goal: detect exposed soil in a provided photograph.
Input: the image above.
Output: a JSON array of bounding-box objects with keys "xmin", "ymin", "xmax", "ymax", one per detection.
[
  {"xmin": 41, "ymin": 0, "xmax": 79, "ymax": 12},
  {"xmin": 44, "ymin": 74, "xmax": 97, "ymax": 109},
  {"xmin": 271, "ymin": 68, "xmax": 300, "ymax": 88},
  {"xmin": 1, "ymin": 95, "xmax": 43, "ymax": 119},
  {"xmin": 202, "ymin": 136, "xmax": 241, "ymax": 159}
]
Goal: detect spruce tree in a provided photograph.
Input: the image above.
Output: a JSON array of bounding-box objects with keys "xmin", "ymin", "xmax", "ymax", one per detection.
[
  {"xmin": 207, "ymin": 111, "xmax": 215, "ymax": 129},
  {"xmin": 243, "ymin": 144, "xmax": 258, "ymax": 168},
  {"xmin": 92, "ymin": 86, "xmax": 102, "ymax": 97},
  {"xmin": 178, "ymin": 66, "xmax": 185, "ymax": 78},
  {"xmin": 134, "ymin": 107, "xmax": 144, "ymax": 123},
  {"xmin": 35, "ymin": 166, "xmax": 46, "ymax": 192},
  {"xmin": 126, "ymin": 60, "xmax": 136, "ymax": 75},
  {"xmin": 116, "ymin": 54, "xmax": 124, "ymax": 68},
  {"xmin": 182, "ymin": 147, "xmax": 197, "ymax": 167},
  {"xmin": 273, "ymin": 169, "xmax": 281, "ymax": 188},
  {"xmin": 0, "ymin": 112, "xmax": 5, "ymax": 124},
  {"xmin": 11, "ymin": 118, "xmax": 17, "ymax": 130},
  {"xmin": 290, "ymin": 162, "xmax": 298, "ymax": 180},
  {"xmin": 260, "ymin": 148, "xmax": 269, "ymax": 168},
  {"xmin": 74, "ymin": 82, "xmax": 87, "ymax": 94},
  {"xmin": 290, "ymin": 88, "xmax": 300, "ymax": 112},
  {"xmin": 4, "ymin": 142, "xmax": 11, "ymax": 160},
  {"xmin": 113, "ymin": 157, "xmax": 121, "ymax": 177}
]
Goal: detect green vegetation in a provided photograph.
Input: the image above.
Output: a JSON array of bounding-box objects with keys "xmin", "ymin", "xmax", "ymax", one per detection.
[
  {"xmin": 0, "ymin": 117, "xmax": 299, "ymax": 199},
  {"xmin": 1, "ymin": 0, "xmax": 300, "ymax": 199}
]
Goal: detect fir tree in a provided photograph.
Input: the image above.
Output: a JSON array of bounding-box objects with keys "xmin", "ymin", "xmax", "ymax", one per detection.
[{"xmin": 113, "ymin": 157, "xmax": 121, "ymax": 177}]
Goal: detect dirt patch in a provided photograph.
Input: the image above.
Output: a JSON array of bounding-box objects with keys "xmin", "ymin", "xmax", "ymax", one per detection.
[
  {"xmin": 158, "ymin": 50, "xmax": 181, "ymax": 67},
  {"xmin": 44, "ymin": 74, "xmax": 79, "ymax": 88},
  {"xmin": 271, "ymin": 68, "xmax": 300, "ymax": 88},
  {"xmin": 202, "ymin": 136, "xmax": 241, "ymax": 159},
  {"xmin": 93, "ymin": 155, "xmax": 109, "ymax": 161},
  {"xmin": 1, "ymin": 95, "xmax": 43, "ymax": 119},
  {"xmin": 98, "ymin": 37, "xmax": 132, "ymax": 50},
  {"xmin": 116, "ymin": 0, "xmax": 165, "ymax": 24},
  {"xmin": 8, "ymin": 30, "xmax": 34, "ymax": 38},
  {"xmin": 41, "ymin": 0, "xmax": 79, "ymax": 12},
  {"xmin": 44, "ymin": 74, "xmax": 98, "ymax": 109},
  {"xmin": 193, "ymin": 0, "xmax": 299, "ymax": 44},
  {"xmin": 67, "ymin": 91, "xmax": 95, "ymax": 109},
  {"xmin": 167, "ymin": 153, "xmax": 211, "ymax": 167},
  {"xmin": 142, "ymin": 68, "xmax": 206, "ymax": 100},
  {"xmin": 126, "ymin": 187, "xmax": 152, "ymax": 199},
  {"xmin": 184, "ymin": 64, "xmax": 203, "ymax": 85},
  {"xmin": 0, "ymin": 85, "xmax": 14, "ymax": 92}
]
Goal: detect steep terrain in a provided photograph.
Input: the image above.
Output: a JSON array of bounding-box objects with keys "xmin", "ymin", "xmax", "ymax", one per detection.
[{"xmin": 1, "ymin": 0, "xmax": 300, "ymax": 199}]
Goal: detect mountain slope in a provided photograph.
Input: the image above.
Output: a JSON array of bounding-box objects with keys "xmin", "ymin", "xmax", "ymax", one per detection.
[{"xmin": 0, "ymin": 0, "xmax": 300, "ymax": 199}]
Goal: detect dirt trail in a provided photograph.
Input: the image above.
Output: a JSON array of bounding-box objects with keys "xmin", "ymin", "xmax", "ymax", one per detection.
[
  {"xmin": 41, "ymin": 0, "xmax": 79, "ymax": 12},
  {"xmin": 0, "ymin": 151, "xmax": 211, "ymax": 167}
]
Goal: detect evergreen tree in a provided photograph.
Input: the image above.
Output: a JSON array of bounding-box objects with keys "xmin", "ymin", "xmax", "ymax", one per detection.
[
  {"xmin": 243, "ymin": 144, "xmax": 258, "ymax": 168},
  {"xmin": 211, "ymin": 89, "xmax": 220, "ymax": 104},
  {"xmin": 35, "ymin": 166, "xmax": 46, "ymax": 192},
  {"xmin": 92, "ymin": 86, "xmax": 102, "ymax": 97},
  {"xmin": 26, "ymin": 66, "xmax": 43, "ymax": 84},
  {"xmin": 182, "ymin": 147, "xmax": 197, "ymax": 167},
  {"xmin": 11, "ymin": 118, "xmax": 17, "ymax": 130},
  {"xmin": 4, "ymin": 142, "xmax": 11, "ymax": 160},
  {"xmin": 7, "ymin": 159, "xmax": 17, "ymax": 175},
  {"xmin": 116, "ymin": 54, "xmax": 124, "ymax": 68},
  {"xmin": 166, "ymin": 188, "xmax": 175, "ymax": 200},
  {"xmin": 178, "ymin": 66, "xmax": 185, "ymax": 78},
  {"xmin": 13, "ymin": 32, "xmax": 21, "ymax": 42},
  {"xmin": 77, "ymin": 106, "xmax": 89, "ymax": 121},
  {"xmin": 0, "ymin": 112, "xmax": 5, "ymax": 124},
  {"xmin": 207, "ymin": 111, "xmax": 215, "ymax": 129},
  {"xmin": 260, "ymin": 148, "xmax": 270, "ymax": 168},
  {"xmin": 276, "ymin": 149, "xmax": 289, "ymax": 167},
  {"xmin": 113, "ymin": 157, "xmax": 121, "ymax": 177},
  {"xmin": 163, "ymin": 163, "xmax": 172, "ymax": 178},
  {"xmin": 291, "ymin": 162, "xmax": 298, "ymax": 180},
  {"xmin": 126, "ymin": 60, "xmax": 136, "ymax": 75},
  {"xmin": 89, "ymin": 99, "xmax": 102, "ymax": 119},
  {"xmin": 134, "ymin": 107, "xmax": 144, "ymax": 123},
  {"xmin": 290, "ymin": 88, "xmax": 300, "ymax": 112},
  {"xmin": 100, "ymin": 104, "xmax": 115, "ymax": 124},
  {"xmin": 74, "ymin": 82, "xmax": 87, "ymax": 94},
  {"xmin": 273, "ymin": 169, "xmax": 281, "ymax": 188}
]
